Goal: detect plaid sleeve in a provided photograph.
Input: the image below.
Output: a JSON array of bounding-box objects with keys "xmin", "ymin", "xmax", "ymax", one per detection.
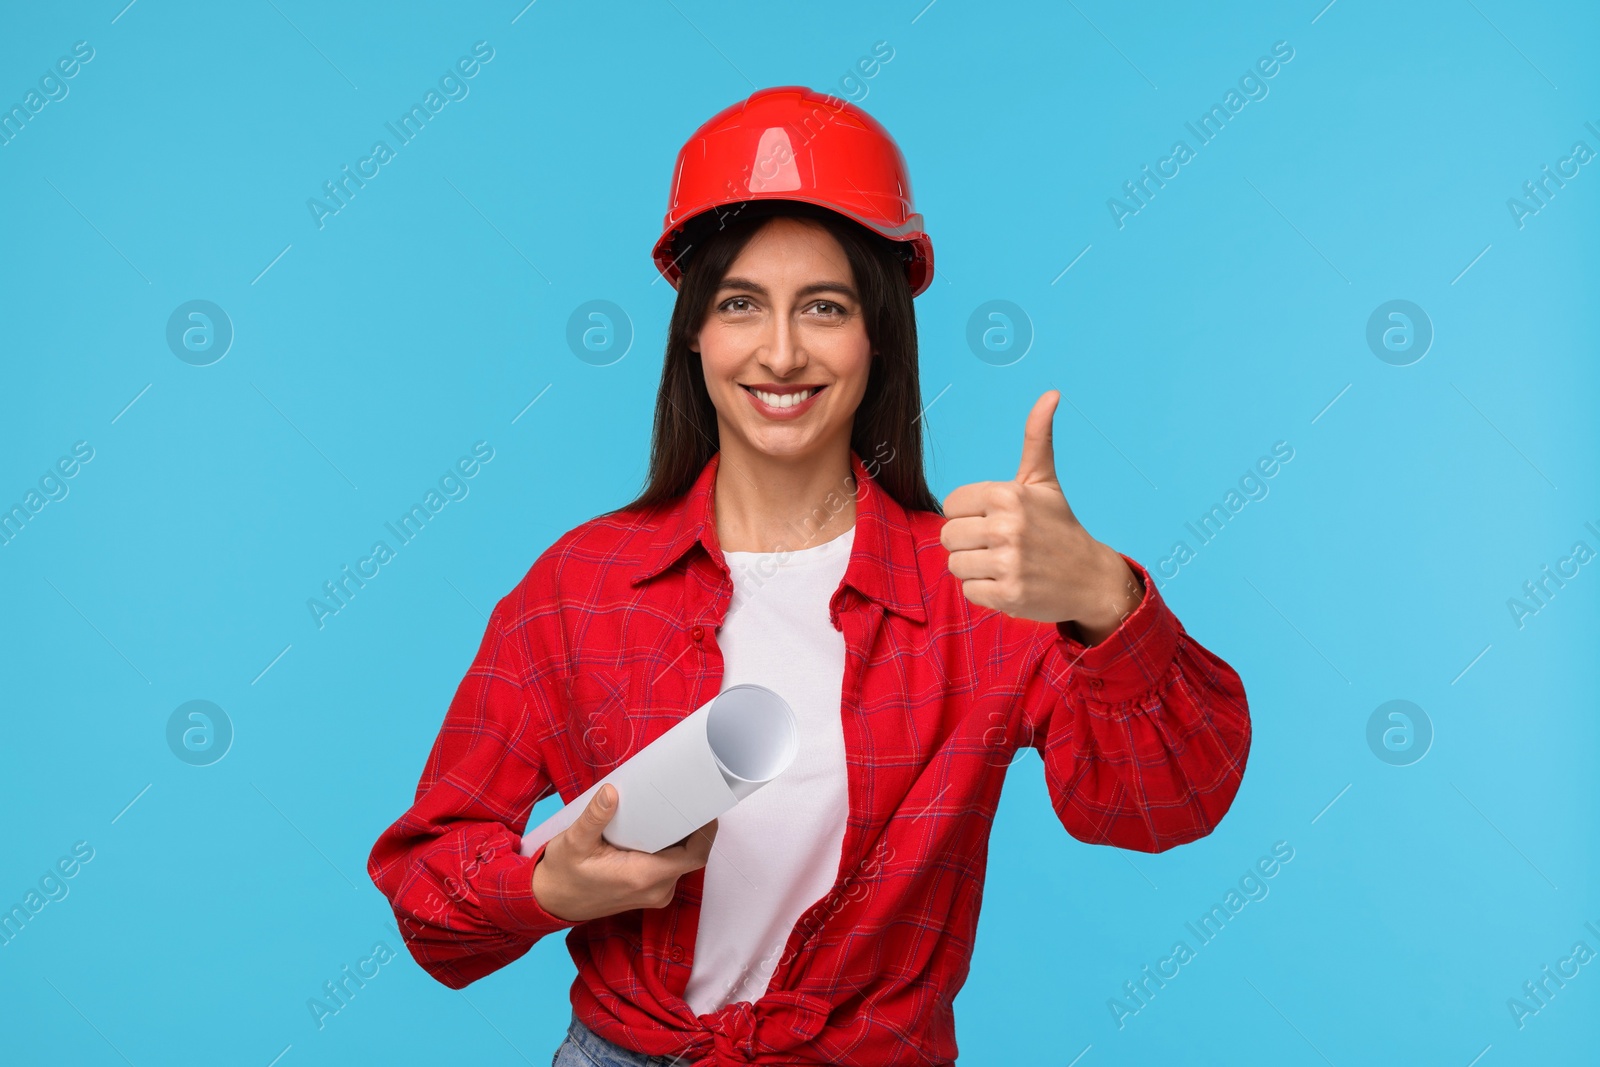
[
  {"xmin": 366, "ymin": 576, "xmax": 579, "ymax": 989},
  {"xmin": 1022, "ymin": 554, "xmax": 1252, "ymax": 852}
]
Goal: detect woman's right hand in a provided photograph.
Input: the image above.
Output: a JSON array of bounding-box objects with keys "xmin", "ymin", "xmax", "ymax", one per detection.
[{"xmin": 531, "ymin": 783, "xmax": 718, "ymax": 923}]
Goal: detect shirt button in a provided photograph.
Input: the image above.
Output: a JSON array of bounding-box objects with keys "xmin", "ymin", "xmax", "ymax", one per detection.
[
  {"xmin": 1089, "ymin": 678, "xmax": 1105, "ymax": 691},
  {"xmin": 670, "ymin": 943, "xmax": 684, "ymax": 962},
  {"xmin": 690, "ymin": 625, "xmax": 704, "ymax": 642}
]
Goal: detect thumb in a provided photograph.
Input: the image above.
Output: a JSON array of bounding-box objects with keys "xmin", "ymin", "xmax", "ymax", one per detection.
[
  {"xmin": 1015, "ymin": 390, "xmax": 1060, "ymax": 487},
  {"xmin": 568, "ymin": 782, "xmax": 618, "ymax": 850}
]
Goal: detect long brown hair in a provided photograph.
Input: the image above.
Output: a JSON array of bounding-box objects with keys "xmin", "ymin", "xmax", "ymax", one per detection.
[{"xmin": 616, "ymin": 200, "xmax": 941, "ymax": 517}]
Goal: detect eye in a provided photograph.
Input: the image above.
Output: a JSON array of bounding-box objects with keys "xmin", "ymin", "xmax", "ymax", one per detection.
[
  {"xmin": 718, "ymin": 296, "xmax": 755, "ymax": 313},
  {"xmin": 808, "ymin": 300, "xmax": 846, "ymax": 316}
]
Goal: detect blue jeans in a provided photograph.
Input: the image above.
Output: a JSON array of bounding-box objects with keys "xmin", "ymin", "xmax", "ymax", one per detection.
[{"xmin": 551, "ymin": 1010, "xmax": 685, "ymax": 1067}]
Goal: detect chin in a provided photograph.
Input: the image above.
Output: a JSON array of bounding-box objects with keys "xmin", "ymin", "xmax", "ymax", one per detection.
[{"xmin": 733, "ymin": 423, "xmax": 834, "ymax": 462}]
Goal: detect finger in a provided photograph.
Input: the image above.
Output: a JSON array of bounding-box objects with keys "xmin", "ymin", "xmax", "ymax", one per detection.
[
  {"xmin": 958, "ymin": 577, "xmax": 1005, "ymax": 612},
  {"xmin": 566, "ymin": 782, "xmax": 618, "ymax": 852},
  {"xmin": 938, "ymin": 515, "xmax": 994, "ymax": 552},
  {"xmin": 655, "ymin": 818, "xmax": 718, "ymax": 874},
  {"xmin": 1015, "ymin": 391, "xmax": 1060, "ymax": 488},
  {"xmin": 941, "ymin": 480, "xmax": 999, "ymax": 519},
  {"xmin": 946, "ymin": 547, "xmax": 1004, "ymax": 582},
  {"xmin": 681, "ymin": 818, "xmax": 718, "ymax": 869}
]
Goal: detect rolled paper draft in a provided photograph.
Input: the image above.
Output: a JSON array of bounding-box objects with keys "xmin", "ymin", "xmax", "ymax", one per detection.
[{"xmin": 519, "ymin": 683, "xmax": 798, "ymax": 856}]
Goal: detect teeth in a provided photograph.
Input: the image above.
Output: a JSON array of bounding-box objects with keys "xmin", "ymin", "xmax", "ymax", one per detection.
[{"xmin": 753, "ymin": 387, "xmax": 815, "ymax": 408}]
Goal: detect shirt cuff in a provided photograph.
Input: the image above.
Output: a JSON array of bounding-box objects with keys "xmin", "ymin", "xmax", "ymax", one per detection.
[
  {"xmin": 477, "ymin": 838, "xmax": 583, "ymax": 938},
  {"xmin": 1053, "ymin": 554, "xmax": 1183, "ymax": 706}
]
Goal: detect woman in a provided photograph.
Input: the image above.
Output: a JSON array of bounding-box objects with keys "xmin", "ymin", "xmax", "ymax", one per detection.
[{"xmin": 368, "ymin": 86, "xmax": 1250, "ymax": 1067}]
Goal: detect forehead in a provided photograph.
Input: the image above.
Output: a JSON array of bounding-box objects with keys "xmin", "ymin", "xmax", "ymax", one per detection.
[{"xmin": 723, "ymin": 217, "xmax": 850, "ymax": 278}]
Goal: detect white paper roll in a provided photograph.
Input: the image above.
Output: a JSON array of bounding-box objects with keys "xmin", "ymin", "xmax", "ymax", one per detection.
[{"xmin": 519, "ymin": 683, "xmax": 798, "ymax": 856}]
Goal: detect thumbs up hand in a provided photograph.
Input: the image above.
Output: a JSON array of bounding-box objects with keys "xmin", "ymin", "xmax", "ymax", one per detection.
[{"xmin": 939, "ymin": 391, "xmax": 1144, "ymax": 643}]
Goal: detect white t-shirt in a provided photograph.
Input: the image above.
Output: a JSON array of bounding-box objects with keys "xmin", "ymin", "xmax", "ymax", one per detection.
[{"xmin": 682, "ymin": 524, "xmax": 855, "ymax": 1016}]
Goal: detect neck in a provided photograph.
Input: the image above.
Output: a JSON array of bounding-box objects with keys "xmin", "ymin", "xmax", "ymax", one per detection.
[{"xmin": 712, "ymin": 434, "xmax": 858, "ymax": 553}]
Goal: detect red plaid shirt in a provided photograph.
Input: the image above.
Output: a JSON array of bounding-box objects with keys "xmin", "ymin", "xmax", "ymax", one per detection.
[{"xmin": 368, "ymin": 448, "xmax": 1251, "ymax": 1065}]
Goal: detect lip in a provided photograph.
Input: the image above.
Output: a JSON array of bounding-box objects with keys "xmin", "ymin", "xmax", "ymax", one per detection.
[{"xmin": 740, "ymin": 383, "xmax": 827, "ymax": 420}]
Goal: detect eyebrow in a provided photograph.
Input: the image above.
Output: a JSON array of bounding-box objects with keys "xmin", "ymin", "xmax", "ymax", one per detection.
[{"xmin": 715, "ymin": 277, "xmax": 859, "ymax": 302}]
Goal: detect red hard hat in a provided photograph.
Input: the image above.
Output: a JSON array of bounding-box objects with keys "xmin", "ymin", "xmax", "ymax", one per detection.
[{"xmin": 652, "ymin": 86, "xmax": 934, "ymax": 297}]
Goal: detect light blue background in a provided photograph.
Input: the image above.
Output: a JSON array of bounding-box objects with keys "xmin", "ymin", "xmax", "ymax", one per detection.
[{"xmin": 2, "ymin": 1, "xmax": 1596, "ymax": 1064}]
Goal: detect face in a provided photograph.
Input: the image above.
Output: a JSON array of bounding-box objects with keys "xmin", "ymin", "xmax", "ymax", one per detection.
[{"xmin": 690, "ymin": 216, "xmax": 872, "ymax": 463}]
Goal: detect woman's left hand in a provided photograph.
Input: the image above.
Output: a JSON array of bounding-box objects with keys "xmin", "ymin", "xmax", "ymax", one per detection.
[{"xmin": 939, "ymin": 391, "xmax": 1145, "ymax": 645}]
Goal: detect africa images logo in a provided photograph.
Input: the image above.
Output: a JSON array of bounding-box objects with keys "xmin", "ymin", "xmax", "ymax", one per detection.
[
  {"xmin": 1106, "ymin": 40, "xmax": 1295, "ymax": 229},
  {"xmin": 306, "ymin": 42, "xmax": 495, "ymax": 229},
  {"xmin": 306, "ymin": 442, "xmax": 494, "ymax": 629}
]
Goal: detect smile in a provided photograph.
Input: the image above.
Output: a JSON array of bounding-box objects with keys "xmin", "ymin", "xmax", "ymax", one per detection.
[{"xmin": 739, "ymin": 383, "xmax": 827, "ymax": 419}]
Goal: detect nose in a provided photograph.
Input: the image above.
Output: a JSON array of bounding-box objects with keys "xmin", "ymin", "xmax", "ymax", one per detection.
[{"xmin": 757, "ymin": 309, "xmax": 807, "ymax": 379}]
